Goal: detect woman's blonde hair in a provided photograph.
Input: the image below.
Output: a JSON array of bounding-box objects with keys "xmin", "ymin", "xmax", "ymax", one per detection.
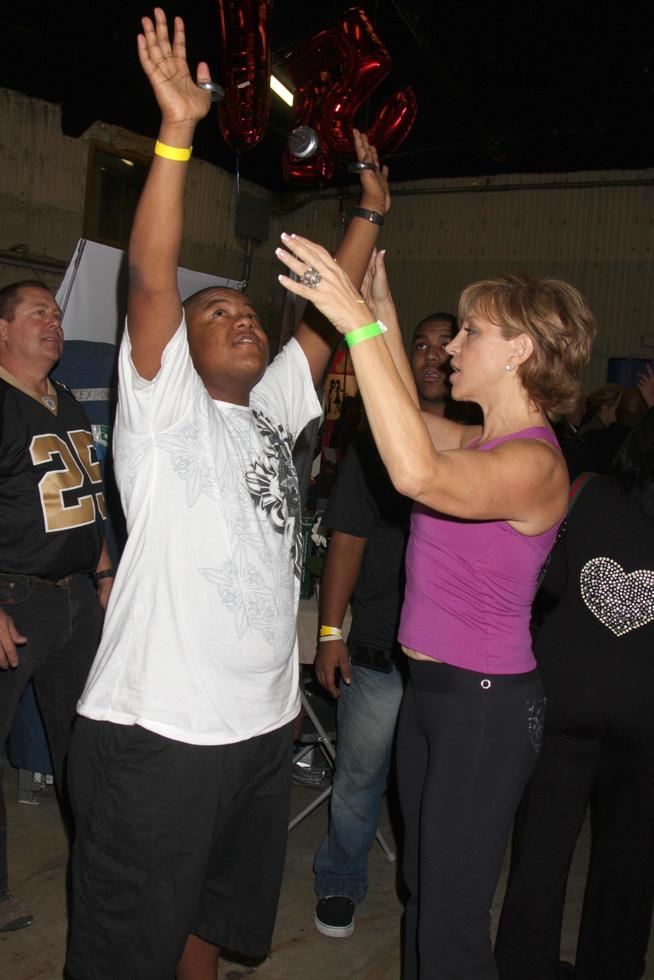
[{"xmin": 458, "ymin": 273, "xmax": 596, "ymax": 419}]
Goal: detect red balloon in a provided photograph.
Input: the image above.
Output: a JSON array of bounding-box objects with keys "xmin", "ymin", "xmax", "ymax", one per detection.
[
  {"xmin": 367, "ymin": 86, "xmax": 418, "ymax": 157},
  {"xmin": 283, "ymin": 6, "xmax": 417, "ymax": 183},
  {"xmin": 318, "ymin": 8, "xmax": 393, "ymax": 158},
  {"xmin": 283, "ymin": 147, "xmax": 335, "ymax": 184},
  {"xmin": 215, "ymin": 0, "xmax": 273, "ymax": 153},
  {"xmin": 282, "ymin": 28, "xmax": 342, "ymax": 183}
]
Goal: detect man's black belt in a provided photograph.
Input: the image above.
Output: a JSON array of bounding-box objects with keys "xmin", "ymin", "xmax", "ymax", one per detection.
[
  {"xmin": 0, "ymin": 571, "xmax": 82, "ymax": 588},
  {"xmin": 349, "ymin": 640, "xmax": 397, "ymax": 673}
]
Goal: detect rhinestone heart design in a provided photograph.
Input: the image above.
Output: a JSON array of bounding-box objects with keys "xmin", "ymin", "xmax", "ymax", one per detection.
[{"xmin": 580, "ymin": 557, "xmax": 654, "ymax": 637}]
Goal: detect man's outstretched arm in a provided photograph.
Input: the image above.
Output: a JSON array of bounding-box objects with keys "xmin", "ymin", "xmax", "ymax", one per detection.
[
  {"xmin": 293, "ymin": 132, "xmax": 391, "ymax": 386},
  {"xmin": 127, "ymin": 8, "xmax": 212, "ymax": 379}
]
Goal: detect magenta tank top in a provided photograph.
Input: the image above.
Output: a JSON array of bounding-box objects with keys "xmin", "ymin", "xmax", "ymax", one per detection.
[{"xmin": 398, "ymin": 427, "xmax": 562, "ymax": 674}]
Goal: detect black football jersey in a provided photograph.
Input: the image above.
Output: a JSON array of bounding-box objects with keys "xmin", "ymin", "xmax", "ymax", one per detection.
[{"xmin": 0, "ymin": 371, "xmax": 105, "ymax": 579}]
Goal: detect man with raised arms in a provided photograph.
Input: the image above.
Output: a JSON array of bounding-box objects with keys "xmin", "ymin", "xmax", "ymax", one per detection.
[{"xmin": 65, "ymin": 9, "xmax": 389, "ymax": 980}]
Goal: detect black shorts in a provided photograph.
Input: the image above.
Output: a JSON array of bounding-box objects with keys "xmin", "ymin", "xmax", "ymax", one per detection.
[{"xmin": 66, "ymin": 716, "xmax": 293, "ymax": 980}]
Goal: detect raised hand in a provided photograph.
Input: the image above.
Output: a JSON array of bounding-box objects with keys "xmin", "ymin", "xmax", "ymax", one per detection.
[
  {"xmin": 361, "ymin": 249, "xmax": 392, "ymax": 315},
  {"xmin": 353, "ymin": 129, "xmax": 391, "ymax": 216},
  {"xmin": 637, "ymin": 363, "xmax": 654, "ymax": 408},
  {"xmin": 277, "ymin": 233, "xmax": 374, "ymax": 336},
  {"xmin": 137, "ymin": 8, "xmax": 212, "ymax": 127}
]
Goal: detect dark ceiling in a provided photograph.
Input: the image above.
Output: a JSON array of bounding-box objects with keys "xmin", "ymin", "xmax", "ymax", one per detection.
[{"xmin": 2, "ymin": 1, "xmax": 653, "ymax": 192}]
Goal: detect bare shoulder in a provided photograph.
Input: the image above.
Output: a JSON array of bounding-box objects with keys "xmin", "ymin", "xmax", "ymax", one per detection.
[
  {"xmin": 493, "ymin": 438, "xmax": 568, "ymax": 533},
  {"xmin": 489, "ymin": 435, "xmax": 566, "ymax": 478},
  {"xmin": 411, "ymin": 429, "xmax": 566, "ymax": 527}
]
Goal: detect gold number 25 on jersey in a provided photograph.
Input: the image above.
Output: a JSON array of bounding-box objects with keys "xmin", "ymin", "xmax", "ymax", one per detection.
[{"xmin": 30, "ymin": 430, "xmax": 107, "ymax": 532}]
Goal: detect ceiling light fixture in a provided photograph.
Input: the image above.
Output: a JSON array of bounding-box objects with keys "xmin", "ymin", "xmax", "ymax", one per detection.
[{"xmin": 270, "ymin": 74, "xmax": 294, "ymax": 107}]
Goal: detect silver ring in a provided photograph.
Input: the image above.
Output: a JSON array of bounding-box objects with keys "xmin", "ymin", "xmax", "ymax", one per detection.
[
  {"xmin": 198, "ymin": 81, "xmax": 225, "ymax": 102},
  {"xmin": 348, "ymin": 161, "xmax": 376, "ymax": 172},
  {"xmin": 300, "ymin": 267, "xmax": 321, "ymax": 289}
]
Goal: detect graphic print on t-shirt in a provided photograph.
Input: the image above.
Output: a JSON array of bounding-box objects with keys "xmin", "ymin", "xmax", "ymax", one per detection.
[
  {"xmin": 77, "ymin": 327, "xmax": 320, "ymax": 744},
  {"xmin": 156, "ymin": 397, "xmax": 301, "ymax": 652},
  {"xmin": 246, "ymin": 408, "xmax": 302, "ymax": 578}
]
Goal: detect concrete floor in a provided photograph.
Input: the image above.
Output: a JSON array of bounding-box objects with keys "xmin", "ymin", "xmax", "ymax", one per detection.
[{"xmin": 1, "ymin": 769, "xmax": 653, "ymax": 980}]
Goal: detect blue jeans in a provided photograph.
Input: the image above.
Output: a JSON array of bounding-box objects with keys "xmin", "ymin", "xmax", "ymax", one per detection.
[
  {"xmin": 0, "ymin": 573, "xmax": 102, "ymax": 897},
  {"xmin": 314, "ymin": 659, "xmax": 404, "ymax": 904}
]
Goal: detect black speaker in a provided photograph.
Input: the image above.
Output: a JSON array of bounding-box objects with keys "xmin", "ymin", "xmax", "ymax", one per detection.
[{"xmin": 235, "ymin": 191, "xmax": 271, "ymax": 242}]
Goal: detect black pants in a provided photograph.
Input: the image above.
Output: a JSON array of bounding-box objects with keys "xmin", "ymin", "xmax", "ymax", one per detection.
[
  {"xmin": 495, "ymin": 683, "xmax": 654, "ymax": 980},
  {"xmin": 397, "ymin": 659, "xmax": 544, "ymax": 980},
  {"xmin": 0, "ymin": 573, "xmax": 102, "ymax": 896}
]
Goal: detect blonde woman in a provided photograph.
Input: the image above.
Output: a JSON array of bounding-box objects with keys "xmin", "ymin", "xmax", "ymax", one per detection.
[{"xmin": 277, "ymin": 238, "xmax": 595, "ymax": 979}]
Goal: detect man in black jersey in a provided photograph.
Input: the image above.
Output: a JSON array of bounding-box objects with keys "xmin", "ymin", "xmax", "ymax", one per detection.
[
  {"xmin": 313, "ymin": 313, "xmax": 457, "ymax": 938},
  {"xmin": 0, "ymin": 280, "xmax": 113, "ymax": 932}
]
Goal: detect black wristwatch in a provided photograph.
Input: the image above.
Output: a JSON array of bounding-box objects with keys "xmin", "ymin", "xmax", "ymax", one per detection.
[{"xmin": 352, "ymin": 206, "xmax": 385, "ymax": 227}]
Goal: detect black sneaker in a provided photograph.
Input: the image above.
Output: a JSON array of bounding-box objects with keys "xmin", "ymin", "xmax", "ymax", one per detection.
[
  {"xmin": 315, "ymin": 896, "xmax": 355, "ymax": 938},
  {"xmin": 0, "ymin": 894, "xmax": 33, "ymax": 932}
]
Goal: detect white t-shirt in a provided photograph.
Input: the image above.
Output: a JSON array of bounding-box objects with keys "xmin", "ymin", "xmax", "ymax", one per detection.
[{"xmin": 78, "ymin": 319, "xmax": 321, "ymax": 745}]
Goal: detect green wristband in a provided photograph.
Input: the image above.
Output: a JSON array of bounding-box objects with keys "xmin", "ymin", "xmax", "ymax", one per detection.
[{"xmin": 345, "ymin": 321, "xmax": 387, "ymax": 348}]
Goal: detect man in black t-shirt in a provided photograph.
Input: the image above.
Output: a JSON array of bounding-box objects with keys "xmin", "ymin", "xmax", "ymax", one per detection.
[
  {"xmin": 313, "ymin": 314, "xmax": 457, "ymax": 938},
  {"xmin": 0, "ymin": 281, "xmax": 113, "ymax": 933}
]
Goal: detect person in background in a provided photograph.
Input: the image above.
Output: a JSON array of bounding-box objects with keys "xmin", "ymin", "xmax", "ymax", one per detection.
[
  {"xmin": 276, "ymin": 239, "xmax": 595, "ymax": 979},
  {"xmin": 566, "ymin": 389, "xmax": 588, "ymax": 431},
  {"xmin": 65, "ymin": 10, "xmax": 389, "ymax": 980},
  {"xmin": 495, "ymin": 409, "xmax": 654, "ymax": 980},
  {"xmin": 313, "ymin": 308, "xmax": 457, "ymax": 939},
  {"xmin": 578, "ymin": 382, "xmax": 623, "ymax": 434},
  {"xmin": 638, "ymin": 363, "xmax": 654, "ymax": 411},
  {"xmin": 0, "ymin": 280, "xmax": 112, "ymax": 933},
  {"xmin": 552, "ymin": 389, "xmax": 597, "ymax": 480},
  {"xmin": 585, "ymin": 386, "xmax": 647, "ymax": 473},
  {"xmin": 328, "ymin": 393, "xmax": 363, "ymax": 465}
]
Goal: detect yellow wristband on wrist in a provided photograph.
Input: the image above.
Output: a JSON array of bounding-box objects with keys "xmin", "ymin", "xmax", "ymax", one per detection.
[
  {"xmin": 154, "ymin": 140, "xmax": 193, "ymax": 162},
  {"xmin": 319, "ymin": 625, "xmax": 343, "ymax": 638},
  {"xmin": 345, "ymin": 320, "xmax": 388, "ymax": 348}
]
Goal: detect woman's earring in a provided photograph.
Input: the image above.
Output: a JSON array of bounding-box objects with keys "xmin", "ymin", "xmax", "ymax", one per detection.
[{"xmin": 505, "ymin": 363, "xmax": 513, "ymax": 372}]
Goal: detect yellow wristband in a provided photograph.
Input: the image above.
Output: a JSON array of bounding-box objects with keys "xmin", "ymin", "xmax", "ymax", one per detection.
[
  {"xmin": 319, "ymin": 625, "xmax": 343, "ymax": 638},
  {"xmin": 154, "ymin": 140, "xmax": 193, "ymax": 162}
]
